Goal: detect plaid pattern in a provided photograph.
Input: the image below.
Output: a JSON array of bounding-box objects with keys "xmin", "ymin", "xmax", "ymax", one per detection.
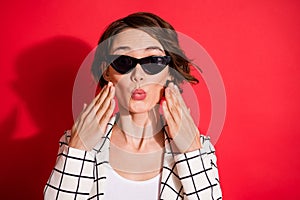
[{"xmin": 44, "ymin": 115, "xmax": 222, "ymax": 199}]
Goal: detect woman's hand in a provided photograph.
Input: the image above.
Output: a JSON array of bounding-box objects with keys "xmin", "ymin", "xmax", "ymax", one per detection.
[
  {"xmin": 69, "ymin": 82, "xmax": 115, "ymax": 150},
  {"xmin": 162, "ymin": 82, "xmax": 202, "ymax": 153}
]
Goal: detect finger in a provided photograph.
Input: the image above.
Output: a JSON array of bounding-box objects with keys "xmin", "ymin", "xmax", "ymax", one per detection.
[
  {"xmin": 171, "ymin": 84, "xmax": 195, "ymax": 121},
  {"xmin": 76, "ymin": 83, "xmax": 111, "ymax": 127},
  {"xmin": 99, "ymin": 99, "xmax": 116, "ymax": 131},
  {"xmin": 95, "ymin": 82, "xmax": 113, "ymax": 105},
  {"xmin": 164, "ymin": 87, "xmax": 175, "ymax": 122},
  {"xmin": 80, "ymin": 84, "xmax": 109, "ymax": 118},
  {"xmin": 76, "ymin": 103, "xmax": 88, "ymax": 120},
  {"xmin": 162, "ymin": 101, "xmax": 173, "ymax": 138},
  {"xmin": 165, "ymin": 87, "xmax": 181, "ymax": 122},
  {"xmin": 162, "ymin": 100, "xmax": 174, "ymax": 126},
  {"xmin": 84, "ymin": 82, "xmax": 113, "ymax": 119},
  {"xmin": 170, "ymin": 83, "xmax": 188, "ymax": 110},
  {"xmin": 93, "ymin": 82, "xmax": 114, "ymax": 113},
  {"xmin": 74, "ymin": 102, "xmax": 91, "ymax": 128},
  {"xmin": 95, "ymin": 85, "xmax": 115, "ymax": 119}
]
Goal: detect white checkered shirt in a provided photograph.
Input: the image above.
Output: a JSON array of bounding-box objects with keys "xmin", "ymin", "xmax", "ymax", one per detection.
[{"xmin": 44, "ymin": 115, "xmax": 222, "ymax": 199}]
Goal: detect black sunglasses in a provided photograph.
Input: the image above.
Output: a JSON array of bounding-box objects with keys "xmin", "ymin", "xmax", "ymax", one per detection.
[{"xmin": 107, "ymin": 55, "xmax": 171, "ymax": 75}]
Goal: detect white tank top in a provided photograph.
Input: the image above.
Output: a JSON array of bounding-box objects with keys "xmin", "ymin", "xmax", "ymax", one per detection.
[{"xmin": 105, "ymin": 165, "xmax": 161, "ymax": 200}]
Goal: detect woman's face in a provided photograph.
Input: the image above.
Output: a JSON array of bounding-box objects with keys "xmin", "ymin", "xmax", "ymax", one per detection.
[{"xmin": 105, "ymin": 28, "xmax": 170, "ymax": 114}]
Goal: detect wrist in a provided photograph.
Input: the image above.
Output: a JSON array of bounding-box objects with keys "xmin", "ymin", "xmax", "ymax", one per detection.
[
  {"xmin": 69, "ymin": 135, "xmax": 88, "ymax": 150},
  {"xmin": 170, "ymin": 133, "xmax": 202, "ymax": 154},
  {"xmin": 185, "ymin": 136, "xmax": 202, "ymax": 153}
]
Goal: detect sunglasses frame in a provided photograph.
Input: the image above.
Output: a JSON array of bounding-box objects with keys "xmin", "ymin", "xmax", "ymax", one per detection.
[{"xmin": 107, "ymin": 55, "xmax": 171, "ymax": 75}]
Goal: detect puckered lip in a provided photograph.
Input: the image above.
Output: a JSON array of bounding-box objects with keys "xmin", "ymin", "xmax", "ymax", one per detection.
[
  {"xmin": 131, "ymin": 88, "xmax": 146, "ymax": 95},
  {"xmin": 131, "ymin": 88, "xmax": 147, "ymax": 100}
]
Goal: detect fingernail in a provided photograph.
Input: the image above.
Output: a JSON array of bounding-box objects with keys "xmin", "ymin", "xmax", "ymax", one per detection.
[{"xmin": 174, "ymin": 84, "xmax": 178, "ymax": 89}]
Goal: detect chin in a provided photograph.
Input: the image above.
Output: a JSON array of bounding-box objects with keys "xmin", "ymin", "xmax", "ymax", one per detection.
[
  {"xmin": 129, "ymin": 103, "xmax": 152, "ymax": 113},
  {"xmin": 124, "ymin": 101, "xmax": 159, "ymax": 114}
]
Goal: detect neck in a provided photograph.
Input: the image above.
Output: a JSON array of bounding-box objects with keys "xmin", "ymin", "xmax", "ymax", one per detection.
[{"xmin": 116, "ymin": 106, "xmax": 164, "ymax": 150}]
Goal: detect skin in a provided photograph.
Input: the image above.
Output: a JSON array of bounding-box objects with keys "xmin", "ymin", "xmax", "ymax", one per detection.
[{"xmin": 69, "ymin": 28, "xmax": 201, "ymax": 181}]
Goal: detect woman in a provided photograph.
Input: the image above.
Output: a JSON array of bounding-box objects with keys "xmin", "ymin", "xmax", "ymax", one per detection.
[{"xmin": 44, "ymin": 12, "xmax": 222, "ymax": 199}]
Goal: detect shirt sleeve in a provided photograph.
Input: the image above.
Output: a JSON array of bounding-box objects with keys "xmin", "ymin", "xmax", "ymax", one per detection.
[
  {"xmin": 44, "ymin": 131, "xmax": 96, "ymax": 200},
  {"xmin": 173, "ymin": 136, "xmax": 222, "ymax": 200}
]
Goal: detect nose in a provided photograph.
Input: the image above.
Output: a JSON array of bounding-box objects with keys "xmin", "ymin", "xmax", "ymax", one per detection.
[{"xmin": 130, "ymin": 63, "xmax": 145, "ymax": 82}]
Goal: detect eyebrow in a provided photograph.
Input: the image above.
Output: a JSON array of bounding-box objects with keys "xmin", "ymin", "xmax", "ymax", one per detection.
[
  {"xmin": 111, "ymin": 46, "xmax": 164, "ymax": 54},
  {"xmin": 111, "ymin": 46, "xmax": 130, "ymax": 53},
  {"xmin": 145, "ymin": 46, "xmax": 164, "ymax": 52}
]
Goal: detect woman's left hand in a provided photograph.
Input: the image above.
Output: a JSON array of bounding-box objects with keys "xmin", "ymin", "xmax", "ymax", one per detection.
[{"xmin": 162, "ymin": 82, "xmax": 202, "ymax": 153}]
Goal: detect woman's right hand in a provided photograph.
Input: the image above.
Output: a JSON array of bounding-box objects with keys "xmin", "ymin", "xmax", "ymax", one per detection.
[{"xmin": 69, "ymin": 82, "xmax": 116, "ymax": 150}]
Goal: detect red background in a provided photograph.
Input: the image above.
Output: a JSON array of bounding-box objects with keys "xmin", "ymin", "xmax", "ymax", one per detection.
[{"xmin": 1, "ymin": 0, "xmax": 299, "ymax": 199}]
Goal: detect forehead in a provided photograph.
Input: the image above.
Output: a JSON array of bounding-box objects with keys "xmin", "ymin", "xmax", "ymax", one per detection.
[{"xmin": 110, "ymin": 29, "xmax": 163, "ymax": 53}]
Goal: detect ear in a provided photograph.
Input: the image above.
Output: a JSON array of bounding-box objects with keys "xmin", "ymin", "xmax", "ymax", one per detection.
[{"xmin": 103, "ymin": 67, "xmax": 110, "ymax": 82}]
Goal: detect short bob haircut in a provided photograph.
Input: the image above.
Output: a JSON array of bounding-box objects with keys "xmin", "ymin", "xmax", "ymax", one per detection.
[{"xmin": 91, "ymin": 12, "xmax": 199, "ymax": 88}]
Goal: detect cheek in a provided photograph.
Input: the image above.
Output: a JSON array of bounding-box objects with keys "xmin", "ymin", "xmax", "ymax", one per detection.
[
  {"xmin": 108, "ymin": 71, "xmax": 122, "ymax": 85},
  {"xmin": 112, "ymin": 74, "xmax": 131, "ymax": 102},
  {"xmin": 150, "ymin": 85, "xmax": 165, "ymax": 101},
  {"xmin": 146, "ymin": 75, "xmax": 169, "ymax": 100},
  {"xmin": 151, "ymin": 68, "xmax": 170, "ymax": 86}
]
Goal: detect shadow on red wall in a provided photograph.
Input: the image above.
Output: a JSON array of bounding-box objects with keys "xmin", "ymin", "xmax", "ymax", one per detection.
[{"xmin": 0, "ymin": 36, "xmax": 92, "ymax": 199}]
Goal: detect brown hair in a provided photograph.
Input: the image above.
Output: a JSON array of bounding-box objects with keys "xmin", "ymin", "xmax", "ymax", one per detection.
[{"xmin": 91, "ymin": 12, "xmax": 199, "ymax": 88}]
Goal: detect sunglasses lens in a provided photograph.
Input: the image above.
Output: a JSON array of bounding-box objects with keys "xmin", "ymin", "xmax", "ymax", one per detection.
[
  {"xmin": 141, "ymin": 63, "xmax": 164, "ymax": 74},
  {"xmin": 141, "ymin": 56, "xmax": 170, "ymax": 75},
  {"xmin": 111, "ymin": 56, "xmax": 135, "ymax": 74}
]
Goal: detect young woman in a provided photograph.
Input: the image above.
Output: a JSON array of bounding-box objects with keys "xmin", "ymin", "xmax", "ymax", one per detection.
[{"xmin": 44, "ymin": 12, "xmax": 222, "ymax": 199}]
